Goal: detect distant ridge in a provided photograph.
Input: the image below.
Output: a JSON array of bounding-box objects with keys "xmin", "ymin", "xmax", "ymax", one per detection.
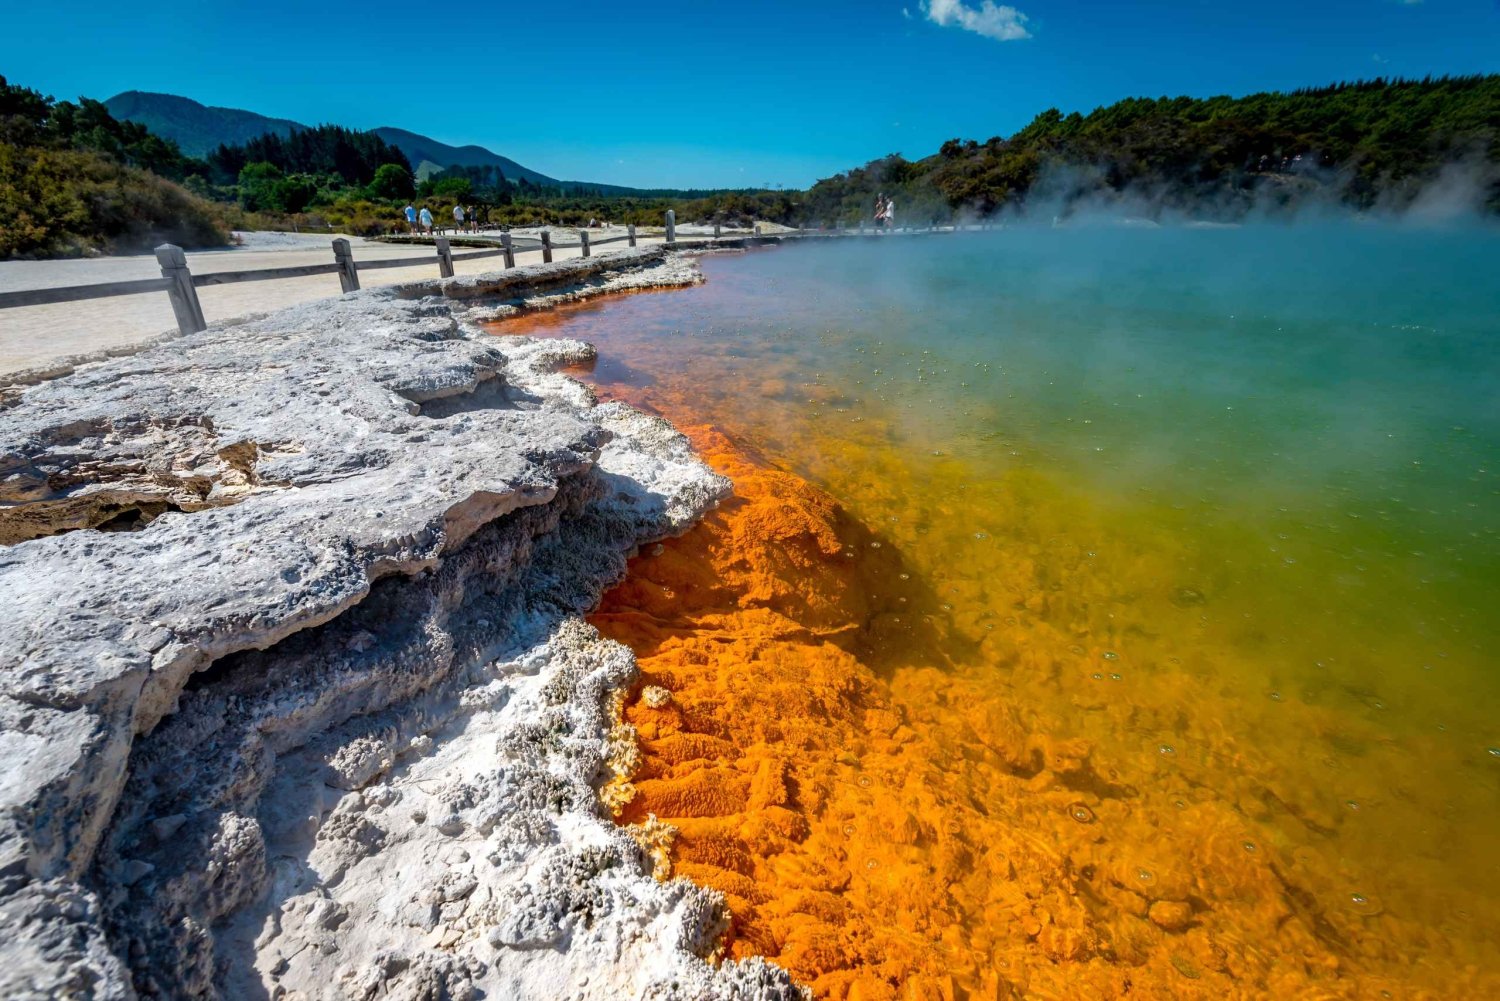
[
  {"xmin": 366, "ymin": 126, "xmax": 565, "ymax": 187},
  {"xmin": 104, "ymin": 91, "xmax": 303, "ymax": 157},
  {"xmin": 102, "ymin": 90, "xmax": 633, "ymax": 192}
]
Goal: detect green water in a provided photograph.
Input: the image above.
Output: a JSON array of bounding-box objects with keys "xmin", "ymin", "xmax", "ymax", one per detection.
[
  {"xmin": 542, "ymin": 221, "xmax": 1500, "ymax": 991},
  {"xmin": 627, "ymin": 224, "xmax": 1500, "ymax": 702}
]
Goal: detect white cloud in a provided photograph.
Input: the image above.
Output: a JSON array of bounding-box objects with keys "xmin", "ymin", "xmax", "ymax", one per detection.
[
  {"xmin": 921, "ymin": 0, "xmax": 1032, "ymax": 41},
  {"xmin": 902, "ymin": 7, "xmax": 913, "ymax": 19}
]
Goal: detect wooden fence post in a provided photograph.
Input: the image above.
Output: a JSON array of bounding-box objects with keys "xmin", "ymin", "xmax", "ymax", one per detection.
[
  {"xmin": 501, "ymin": 232, "xmax": 515, "ymax": 269},
  {"xmin": 753, "ymin": 223, "xmax": 761, "ymax": 236},
  {"xmin": 798, "ymin": 223, "xmax": 805, "ymax": 236},
  {"xmin": 331, "ymin": 238, "xmax": 360, "ymax": 292},
  {"xmin": 541, "ymin": 231, "xmax": 553, "ymax": 264},
  {"xmin": 580, "ymin": 230, "xmax": 591, "ymax": 257},
  {"xmin": 435, "ymin": 236, "xmax": 455, "ymax": 278},
  {"xmin": 154, "ymin": 244, "xmax": 206, "ymax": 334},
  {"xmin": 665, "ymin": 209, "xmax": 676, "ymax": 245},
  {"xmin": 713, "ymin": 222, "xmax": 721, "ymax": 239},
  {"xmin": 627, "ymin": 223, "xmax": 636, "ymax": 247}
]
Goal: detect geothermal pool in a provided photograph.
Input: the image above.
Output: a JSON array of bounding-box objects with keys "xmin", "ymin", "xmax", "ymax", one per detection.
[{"xmin": 497, "ymin": 224, "xmax": 1500, "ymax": 1000}]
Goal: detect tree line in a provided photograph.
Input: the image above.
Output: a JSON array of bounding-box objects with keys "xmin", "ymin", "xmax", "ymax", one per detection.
[
  {"xmin": 0, "ymin": 75, "xmax": 226, "ymax": 257},
  {"xmin": 805, "ymin": 75, "xmax": 1500, "ymax": 225}
]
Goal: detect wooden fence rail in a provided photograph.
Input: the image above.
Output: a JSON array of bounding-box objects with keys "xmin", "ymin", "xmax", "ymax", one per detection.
[
  {"xmin": 0, "ymin": 277, "xmax": 175, "ymax": 308},
  {"xmin": 0, "ymin": 214, "xmax": 947, "ymax": 337}
]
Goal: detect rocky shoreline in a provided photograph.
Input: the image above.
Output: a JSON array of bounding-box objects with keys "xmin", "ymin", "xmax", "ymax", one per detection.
[{"xmin": 0, "ymin": 249, "xmax": 804, "ymax": 999}]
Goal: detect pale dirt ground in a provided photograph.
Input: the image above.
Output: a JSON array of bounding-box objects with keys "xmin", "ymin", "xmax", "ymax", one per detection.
[{"xmin": 0, "ymin": 228, "xmax": 690, "ymax": 377}]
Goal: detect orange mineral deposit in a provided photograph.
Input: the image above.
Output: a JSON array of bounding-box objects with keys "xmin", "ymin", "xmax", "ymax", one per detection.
[
  {"xmin": 493, "ymin": 273, "xmax": 1500, "ymax": 1001},
  {"xmin": 588, "ymin": 426, "xmax": 1432, "ymax": 1000}
]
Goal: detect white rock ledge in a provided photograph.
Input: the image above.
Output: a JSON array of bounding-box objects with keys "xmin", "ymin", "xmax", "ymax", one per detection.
[{"xmin": 0, "ymin": 249, "xmax": 804, "ymax": 1000}]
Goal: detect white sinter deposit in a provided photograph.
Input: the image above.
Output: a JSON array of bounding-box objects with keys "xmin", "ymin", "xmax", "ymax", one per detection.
[{"xmin": 0, "ymin": 248, "xmax": 806, "ymax": 1000}]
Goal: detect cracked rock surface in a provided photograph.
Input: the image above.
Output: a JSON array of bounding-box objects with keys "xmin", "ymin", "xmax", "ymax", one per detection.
[{"xmin": 0, "ymin": 250, "xmax": 805, "ymax": 1000}]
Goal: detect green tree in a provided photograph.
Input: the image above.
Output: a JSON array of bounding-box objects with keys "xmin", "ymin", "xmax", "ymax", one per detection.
[
  {"xmin": 431, "ymin": 176, "xmax": 473, "ymax": 200},
  {"xmin": 236, "ymin": 161, "xmax": 283, "ymax": 211},
  {"xmin": 367, "ymin": 162, "xmax": 414, "ymax": 200},
  {"xmin": 235, "ymin": 161, "xmax": 316, "ymax": 213}
]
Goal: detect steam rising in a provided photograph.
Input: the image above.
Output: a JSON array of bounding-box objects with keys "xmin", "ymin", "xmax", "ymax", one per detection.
[{"xmin": 961, "ymin": 154, "xmax": 1500, "ymax": 228}]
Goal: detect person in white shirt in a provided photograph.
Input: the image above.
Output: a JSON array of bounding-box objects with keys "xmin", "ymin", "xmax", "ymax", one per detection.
[
  {"xmin": 884, "ymin": 197, "xmax": 896, "ymax": 230},
  {"xmin": 418, "ymin": 206, "xmax": 433, "ymax": 234},
  {"xmin": 452, "ymin": 204, "xmax": 465, "ymax": 234}
]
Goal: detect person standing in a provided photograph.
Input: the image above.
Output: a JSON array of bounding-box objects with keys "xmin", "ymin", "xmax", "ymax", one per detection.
[
  {"xmin": 418, "ymin": 205, "xmax": 433, "ymax": 235},
  {"xmin": 884, "ymin": 196, "xmax": 896, "ymax": 230},
  {"xmin": 874, "ymin": 193, "xmax": 887, "ymax": 229},
  {"xmin": 452, "ymin": 203, "xmax": 465, "ymax": 234},
  {"xmin": 404, "ymin": 202, "xmax": 418, "ymax": 235}
]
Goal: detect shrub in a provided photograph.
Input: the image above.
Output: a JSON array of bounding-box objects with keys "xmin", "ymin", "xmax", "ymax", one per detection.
[{"xmin": 0, "ymin": 144, "xmax": 228, "ymax": 258}]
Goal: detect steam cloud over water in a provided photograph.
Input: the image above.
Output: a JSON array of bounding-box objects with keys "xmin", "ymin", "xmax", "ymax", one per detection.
[{"xmin": 989, "ymin": 155, "xmax": 1500, "ymax": 226}]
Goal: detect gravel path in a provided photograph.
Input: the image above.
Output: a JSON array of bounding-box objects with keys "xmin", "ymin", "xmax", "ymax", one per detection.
[{"xmin": 0, "ymin": 228, "xmax": 681, "ymax": 378}]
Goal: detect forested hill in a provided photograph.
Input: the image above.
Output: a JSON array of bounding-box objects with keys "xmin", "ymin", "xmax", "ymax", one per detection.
[
  {"xmin": 368, "ymin": 127, "xmax": 563, "ymax": 187},
  {"xmin": 104, "ymin": 91, "xmax": 303, "ymax": 157},
  {"xmin": 806, "ymin": 76, "xmax": 1500, "ymax": 223},
  {"xmin": 104, "ymin": 91, "xmax": 631, "ymax": 193}
]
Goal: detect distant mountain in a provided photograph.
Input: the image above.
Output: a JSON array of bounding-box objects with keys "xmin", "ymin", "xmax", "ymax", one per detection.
[
  {"xmin": 103, "ymin": 90, "xmax": 635, "ymax": 193},
  {"xmin": 367, "ymin": 126, "xmax": 562, "ymax": 186},
  {"xmin": 104, "ymin": 91, "xmax": 303, "ymax": 157}
]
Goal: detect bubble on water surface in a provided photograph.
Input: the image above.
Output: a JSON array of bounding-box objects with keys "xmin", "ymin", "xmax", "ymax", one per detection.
[
  {"xmin": 1158, "ymin": 744, "xmax": 1176, "ymax": 756},
  {"xmin": 1347, "ymin": 892, "xmax": 1384, "ymax": 916},
  {"xmin": 1102, "ymin": 651, "xmax": 1119, "ymax": 661},
  {"xmin": 1172, "ymin": 586, "xmax": 1207, "ymax": 607},
  {"xmin": 1137, "ymin": 868, "xmax": 1157, "ymax": 886},
  {"xmin": 1110, "ymin": 673, "xmax": 1123, "ymax": 681},
  {"xmin": 1069, "ymin": 803, "xmax": 1096, "ymax": 824}
]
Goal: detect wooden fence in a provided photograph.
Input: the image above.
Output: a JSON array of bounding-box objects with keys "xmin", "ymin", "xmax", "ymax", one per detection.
[{"xmin": 0, "ymin": 213, "xmax": 943, "ymax": 337}]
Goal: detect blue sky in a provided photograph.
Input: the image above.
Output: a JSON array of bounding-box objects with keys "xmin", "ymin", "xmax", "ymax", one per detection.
[{"xmin": 3, "ymin": 1, "xmax": 1497, "ymax": 188}]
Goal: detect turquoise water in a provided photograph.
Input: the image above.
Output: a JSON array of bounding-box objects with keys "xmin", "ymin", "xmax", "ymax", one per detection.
[
  {"xmin": 613, "ymin": 224, "xmax": 1500, "ymax": 696},
  {"xmin": 520, "ymin": 221, "xmax": 1500, "ymax": 994}
]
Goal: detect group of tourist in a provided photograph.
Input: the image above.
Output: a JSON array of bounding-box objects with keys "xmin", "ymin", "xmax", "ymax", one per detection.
[
  {"xmin": 402, "ymin": 203, "xmax": 482, "ymax": 236},
  {"xmin": 873, "ymin": 192, "xmax": 897, "ymax": 229}
]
